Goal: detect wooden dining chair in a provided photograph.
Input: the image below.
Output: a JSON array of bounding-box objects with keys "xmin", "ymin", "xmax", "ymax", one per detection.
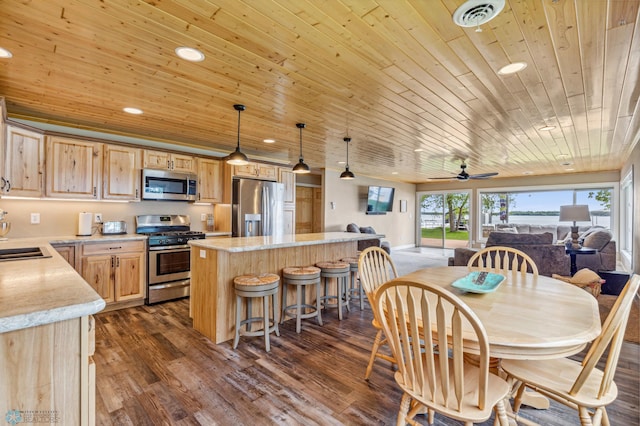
[
  {"xmin": 358, "ymin": 246, "xmax": 398, "ymax": 380},
  {"xmin": 467, "ymin": 246, "xmax": 539, "ymax": 276},
  {"xmin": 501, "ymin": 274, "xmax": 640, "ymax": 426},
  {"xmin": 375, "ymin": 279, "xmax": 511, "ymax": 426}
]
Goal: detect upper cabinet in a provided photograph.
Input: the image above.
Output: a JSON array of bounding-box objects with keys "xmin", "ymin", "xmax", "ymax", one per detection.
[
  {"xmin": 233, "ymin": 162, "xmax": 278, "ymax": 181},
  {"xmin": 143, "ymin": 149, "xmax": 195, "ymax": 174},
  {"xmin": 197, "ymin": 158, "xmax": 223, "ymax": 204},
  {"xmin": 46, "ymin": 136, "xmax": 102, "ymax": 199},
  {"xmin": 2, "ymin": 126, "xmax": 45, "ymax": 197},
  {"xmin": 103, "ymin": 144, "xmax": 141, "ymax": 200},
  {"xmin": 279, "ymin": 169, "xmax": 296, "ymax": 205}
]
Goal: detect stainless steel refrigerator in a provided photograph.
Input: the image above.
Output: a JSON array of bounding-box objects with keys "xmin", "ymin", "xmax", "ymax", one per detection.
[{"xmin": 232, "ymin": 178, "xmax": 285, "ymax": 237}]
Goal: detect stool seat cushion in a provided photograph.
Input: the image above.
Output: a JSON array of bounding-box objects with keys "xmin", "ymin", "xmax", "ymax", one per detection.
[
  {"xmin": 234, "ymin": 273, "xmax": 280, "ymax": 292},
  {"xmin": 316, "ymin": 261, "xmax": 350, "ymax": 269},
  {"xmin": 341, "ymin": 256, "xmax": 359, "ymax": 265},
  {"xmin": 283, "ymin": 266, "xmax": 321, "ymax": 276}
]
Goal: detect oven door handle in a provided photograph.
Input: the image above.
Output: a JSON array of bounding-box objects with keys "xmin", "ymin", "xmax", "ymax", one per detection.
[{"xmin": 148, "ymin": 244, "xmax": 190, "ymax": 251}]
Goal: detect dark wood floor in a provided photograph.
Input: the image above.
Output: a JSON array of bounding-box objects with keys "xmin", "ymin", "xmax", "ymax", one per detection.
[{"xmin": 94, "ymin": 298, "xmax": 639, "ymax": 425}]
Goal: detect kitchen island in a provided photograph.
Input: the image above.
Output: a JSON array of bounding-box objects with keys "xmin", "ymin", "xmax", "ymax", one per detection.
[
  {"xmin": 189, "ymin": 232, "xmax": 379, "ymax": 344},
  {"xmin": 0, "ymin": 238, "xmax": 106, "ymax": 425}
]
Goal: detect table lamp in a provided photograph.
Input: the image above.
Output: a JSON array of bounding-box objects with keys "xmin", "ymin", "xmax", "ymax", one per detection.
[{"xmin": 559, "ymin": 205, "xmax": 591, "ymax": 248}]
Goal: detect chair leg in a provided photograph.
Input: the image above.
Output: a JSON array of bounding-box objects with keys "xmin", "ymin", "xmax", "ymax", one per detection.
[
  {"xmin": 601, "ymin": 407, "xmax": 611, "ymax": 426},
  {"xmin": 233, "ymin": 295, "xmax": 241, "ymax": 349},
  {"xmin": 578, "ymin": 406, "xmax": 594, "ymax": 426},
  {"xmin": 272, "ymin": 292, "xmax": 280, "ymax": 337},
  {"xmin": 397, "ymin": 393, "xmax": 412, "ymax": 426},
  {"xmin": 295, "ymin": 284, "xmax": 302, "ymax": 333},
  {"xmin": 280, "ymin": 282, "xmax": 287, "ymax": 324},
  {"xmin": 512, "ymin": 381, "xmax": 526, "ymax": 413},
  {"xmin": 365, "ymin": 329, "xmax": 384, "ymax": 380},
  {"xmin": 315, "ymin": 282, "xmax": 323, "ymax": 326},
  {"xmin": 263, "ymin": 294, "xmax": 270, "ymax": 352},
  {"xmin": 494, "ymin": 400, "xmax": 509, "ymax": 426}
]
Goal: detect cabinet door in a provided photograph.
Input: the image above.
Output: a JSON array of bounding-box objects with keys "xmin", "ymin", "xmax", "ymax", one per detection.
[
  {"xmin": 46, "ymin": 136, "xmax": 101, "ymax": 199},
  {"xmin": 143, "ymin": 149, "xmax": 170, "ymax": 170},
  {"xmin": 103, "ymin": 145, "xmax": 141, "ymax": 200},
  {"xmin": 171, "ymin": 153, "xmax": 196, "ymax": 173},
  {"xmin": 53, "ymin": 243, "xmax": 77, "ymax": 270},
  {"xmin": 257, "ymin": 164, "xmax": 277, "ymax": 180},
  {"xmin": 279, "ymin": 169, "xmax": 295, "ymax": 205},
  {"xmin": 233, "ymin": 163, "xmax": 257, "ymax": 178},
  {"xmin": 4, "ymin": 126, "xmax": 44, "ymax": 197},
  {"xmin": 197, "ymin": 158, "xmax": 222, "ymax": 203},
  {"xmin": 81, "ymin": 255, "xmax": 114, "ymax": 303},
  {"xmin": 283, "ymin": 207, "xmax": 295, "ymax": 235},
  {"xmin": 114, "ymin": 252, "xmax": 144, "ymax": 301}
]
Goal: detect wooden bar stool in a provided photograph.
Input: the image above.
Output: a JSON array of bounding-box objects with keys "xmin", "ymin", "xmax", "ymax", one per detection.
[
  {"xmin": 281, "ymin": 266, "xmax": 323, "ymax": 333},
  {"xmin": 233, "ymin": 273, "xmax": 280, "ymax": 352},
  {"xmin": 341, "ymin": 256, "xmax": 364, "ymax": 310},
  {"xmin": 316, "ymin": 260, "xmax": 350, "ymax": 320}
]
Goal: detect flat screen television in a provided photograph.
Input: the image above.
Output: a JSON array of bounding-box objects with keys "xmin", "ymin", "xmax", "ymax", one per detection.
[{"xmin": 366, "ymin": 186, "xmax": 395, "ymax": 214}]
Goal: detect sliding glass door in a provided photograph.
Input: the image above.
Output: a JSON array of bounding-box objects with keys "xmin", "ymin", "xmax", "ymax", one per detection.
[{"xmin": 418, "ymin": 191, "xmax": 471, "ymax": 249}]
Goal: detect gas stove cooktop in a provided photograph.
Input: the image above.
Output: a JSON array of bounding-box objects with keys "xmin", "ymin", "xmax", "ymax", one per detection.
[{"xmin": 135, "ymin": 214, "xmax": 206, "ymax": 247}]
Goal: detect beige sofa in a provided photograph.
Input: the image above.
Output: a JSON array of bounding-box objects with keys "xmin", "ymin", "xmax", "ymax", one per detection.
[{"xmin": 448, "ymin": 225, "xmax": 616, "ymax": 277}]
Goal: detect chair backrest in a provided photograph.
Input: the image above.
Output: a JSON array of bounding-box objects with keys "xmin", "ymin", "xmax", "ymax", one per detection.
[
  {"xmin": 570, "ymin": 274, "xmax": 639, "ymax": 398},
  {"xmin": 467, "ymin": 246, "xmax": 539, "ymax": 276},
  {"xmin": 358, "ymin": 246, "xmax": 398, "ymax": 302},
  {"xmin": 375, "ymin": 279, "xmax": 492, "ymax": 412}
]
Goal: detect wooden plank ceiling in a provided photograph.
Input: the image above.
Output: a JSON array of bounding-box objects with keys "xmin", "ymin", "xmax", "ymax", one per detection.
[{"xmin": 0, "ymin": 0, "xmax": 638, "ymax": 183}]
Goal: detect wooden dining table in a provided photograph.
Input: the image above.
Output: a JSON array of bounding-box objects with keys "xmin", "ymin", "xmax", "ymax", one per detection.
[
  {"xmin": 393, "ymin": 266, "xmax": 602, "ymax": 360},
  {"xmin": 389, "ymin": 266, "xmax": 602, "ymax": 416}
]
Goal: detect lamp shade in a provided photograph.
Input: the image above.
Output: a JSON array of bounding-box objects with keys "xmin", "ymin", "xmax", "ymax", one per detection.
[{"xmin": 559, "ymin": 205, "xmax": 591, "ymax": 222}]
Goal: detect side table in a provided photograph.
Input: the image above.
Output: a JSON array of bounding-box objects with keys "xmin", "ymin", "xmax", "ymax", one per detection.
[{"xmin": 566, "ymin": 247, "xmax": 597, "ymax": 276}]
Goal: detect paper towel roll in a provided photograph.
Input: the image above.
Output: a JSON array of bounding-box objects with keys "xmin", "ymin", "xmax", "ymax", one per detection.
[{"xmin": 77, "ymin": 212, "xmax": 93, "ymax": 236}]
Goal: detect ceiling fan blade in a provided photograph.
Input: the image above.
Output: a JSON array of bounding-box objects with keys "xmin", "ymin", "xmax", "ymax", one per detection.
[
  {"xmin": 469, "ymin": 172, "xmax": 499, "ymax": 179},
  {"xmin": 429, "ymin": 176, "xmax": 458, "ymax": 180}
]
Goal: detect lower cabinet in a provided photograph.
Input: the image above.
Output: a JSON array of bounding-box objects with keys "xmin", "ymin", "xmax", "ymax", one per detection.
[
  {"xmin": 80, "ymin": 240, "xmax": 146, "ymax": 309},
  {"xmin": 0, "ymin": 315, "xmax": 96, "ymax": 425},
  {"xmin": 52, "ymin": 243, "xmax": 79, "ymax": 270}
]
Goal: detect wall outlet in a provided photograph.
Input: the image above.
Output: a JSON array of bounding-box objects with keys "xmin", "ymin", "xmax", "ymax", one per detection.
[
  {"xmin": 30, "ymin": 213, "xmax": 40, "ymax": 224},
  {"xmin": 200, "ymin": 213, "xmax": 207, "ymax": 221},
  {"xmin": 94, "ymin": 213, "xmax": 102, "ymax": 223}
]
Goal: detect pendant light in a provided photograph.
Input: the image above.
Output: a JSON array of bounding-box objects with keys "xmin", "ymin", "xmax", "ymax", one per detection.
[
  {"xmin": 226, "ymin": 104, "xmax": 249, "ymax": 166},
  {"xmin": 292, "ymin": 122, "xmax": 311, "ymax": 173},
  {"xmin": 340, "ymin": 137, "xmax": 355, "ymax": 180}
]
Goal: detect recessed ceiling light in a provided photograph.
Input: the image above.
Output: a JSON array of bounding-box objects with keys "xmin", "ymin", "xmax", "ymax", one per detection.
[
  {"xmin": 0, "ymin": 47, "xmax": 12, "ymax": 58},
  {"xmin": 123, "ymin": 107, "xmax": 143, "ymax": 115},
  {"xmin": 522, "ymin": 171, "xmax": 533, "ymax": 175},
  {"xmin": 337, "ymin": 161, "xmax": 346, "ymax": 165},
  {"xmin": 539, "ymin": 125, "xmax": 556, "ymax": 131},
  {"xmin": 565, "ymin": 168, "xmax": 575, "ymax": 171},
  {"xmin": 175, "ymin": 47, "xmax": 205, "ymax": 62},
  {"xmin": 498, "ymin": 62, "xmax": 527, "ymax": 75},
  {"xmin": 263, "ymin": 139, "xmax": 276, "ymax": 144},
  {"xmin": 391, "ymin": 172, "xmax": 399, "ymax": 175},
  {"xmin": 414, "ymin": 148, "xmax": 424, "ymax": 152}
]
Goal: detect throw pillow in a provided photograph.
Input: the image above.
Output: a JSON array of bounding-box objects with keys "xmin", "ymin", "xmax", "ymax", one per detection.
[
  {"xmin": 582, "ymin": 229, "xmax": 612, "ymax": 251},
  {"xmin": 346, "ymin": 223, "xmax": 360, "ymax": 233},
  {"xmin": 360, "ymin": 226, "xmax": 376, "ymax": 234},
  {"xmin": 497, "ymin": 227, "xmax": 518, "ymax": 233}
]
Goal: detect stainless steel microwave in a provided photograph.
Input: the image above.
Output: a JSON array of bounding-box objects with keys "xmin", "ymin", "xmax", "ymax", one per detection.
[{"xmin": 141, "ymin": 169, "xmax": 197, "ymax": 201}]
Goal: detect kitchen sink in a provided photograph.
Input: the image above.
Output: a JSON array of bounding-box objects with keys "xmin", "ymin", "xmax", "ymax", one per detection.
[{"xmin": 0, "ymin": 246, "xmax": 52, "ymax": 262}]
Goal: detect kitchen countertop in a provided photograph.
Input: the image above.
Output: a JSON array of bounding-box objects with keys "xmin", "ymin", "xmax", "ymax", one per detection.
[
  {"xmin": 188, "ymin": 232, "xmax": 383, "ymax": 253},
  {"xmin": 0, "ymin": 235, "xmax": 148, "ymax": 333}
]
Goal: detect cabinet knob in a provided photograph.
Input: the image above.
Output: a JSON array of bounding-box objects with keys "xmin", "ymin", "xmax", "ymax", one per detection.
[
  {"xmin": 0, "ymin": 177, "xmax": 5, "ymax": 190},
  {"xmin": 93, "ymin": 186, "xmax": 97, "ymax": 197},
  {"xmin": 5, "ymin": 180, "xmax": 10, "ymax": 192}
]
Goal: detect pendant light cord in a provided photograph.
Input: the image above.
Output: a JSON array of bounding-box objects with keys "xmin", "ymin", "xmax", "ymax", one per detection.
[
  {"xmin": 236, "ymin": 108, "xmax": 241, "ymax": 150},
  {"xmin": 299, "ymin": 126, "xmax": 304, "ymax": 160}
]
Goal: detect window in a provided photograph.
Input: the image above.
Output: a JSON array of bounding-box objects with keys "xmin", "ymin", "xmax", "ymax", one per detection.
[
  {"xmin": 478, "ymin": 185, "xmax": 614, "ymax": 240},
  {"xmin": 620, "ymin": 168, "xmax": 633, "ymax": 269}
]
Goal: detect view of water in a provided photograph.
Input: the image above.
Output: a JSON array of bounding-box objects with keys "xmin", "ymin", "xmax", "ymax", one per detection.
[{"xmin": 421, "ymin": 214, "xmax": 610, "ymax": 229}]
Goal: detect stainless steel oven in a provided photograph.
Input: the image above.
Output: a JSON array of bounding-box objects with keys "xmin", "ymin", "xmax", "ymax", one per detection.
[{"xmin": 136, "ymin": 214, "xmax": 205, "ymax": 304}]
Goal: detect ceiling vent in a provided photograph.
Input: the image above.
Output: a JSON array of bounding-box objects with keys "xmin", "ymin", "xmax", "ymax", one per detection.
[{"xmin": 453, "ymin": 0, "xmax": 505, "ymax": 28}]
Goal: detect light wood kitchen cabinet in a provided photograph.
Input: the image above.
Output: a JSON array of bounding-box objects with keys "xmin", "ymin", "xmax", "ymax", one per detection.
[
  {"xmin": 80, "ymin": 240, "xmax": 146, "ymax": 309},
  {"xmin": 0, "ymin": 315, "xmax": 96, "ymax": 425},
  {"xmin": 143, "ymin": 149, "xmax": 195, "ymax": 173},
  {"xmin": 2, "ymin": 125, "xmax": 45, "ymax": 197},
  {"xmin": 279, "ymin": 168, "xmax": 296, "ymax": 234},
  {"xmin": 46, "ymin": 136, "xmax": 102, "ymax": 199},
  {"xmin": 103, "ymin": 144, "xmax": 141, "ymax": 200},
  {"xmin": 197, "ymin": 157, "xmax": 223, "ymax": 203},
  {"xmin": 52, "ymin": 243, "xmax": 79, "ymax": 271},
  {"xmin": 233, "ymin": 162, "xmax": 278, "ymax": 181}
]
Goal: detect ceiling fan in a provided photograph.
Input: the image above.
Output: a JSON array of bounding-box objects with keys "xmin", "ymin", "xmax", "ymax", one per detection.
[{"xmin": 430, "ymin": 162, "xmax": 499, "ymax": 181}]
